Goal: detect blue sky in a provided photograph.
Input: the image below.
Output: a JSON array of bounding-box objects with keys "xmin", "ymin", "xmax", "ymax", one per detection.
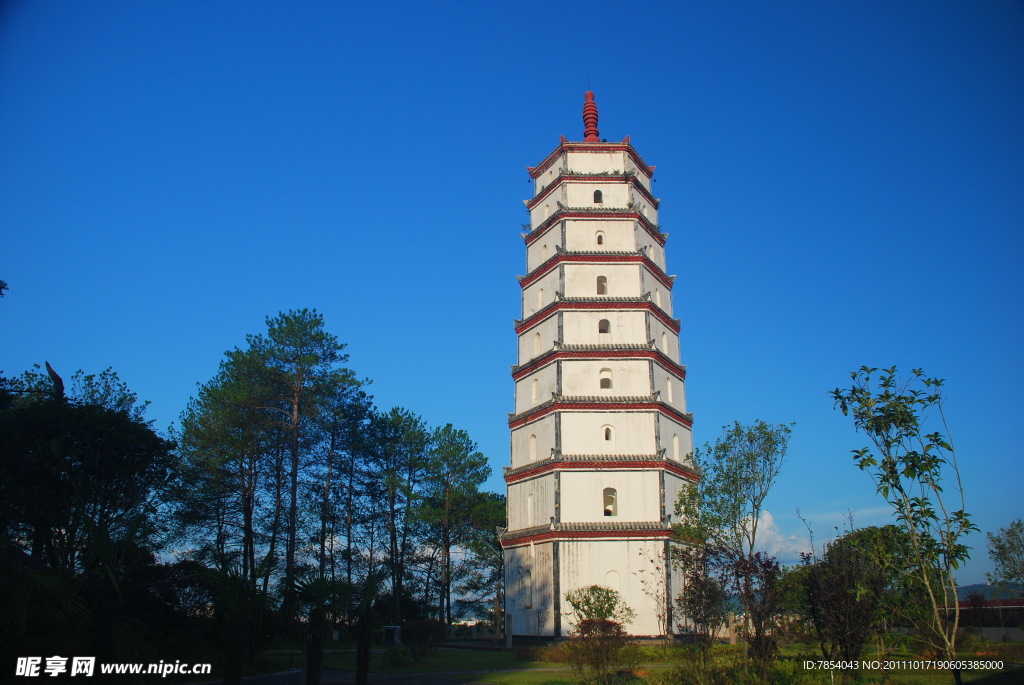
[{"xmin": 2, "ymin": 1, "xmax": 1021, "ymax": 584}]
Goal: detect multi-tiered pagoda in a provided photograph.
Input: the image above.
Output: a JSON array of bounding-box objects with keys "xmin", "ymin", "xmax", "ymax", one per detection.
[{"xmin": 501, "ymin": 92, "xmax": 696, "ymax": 637}]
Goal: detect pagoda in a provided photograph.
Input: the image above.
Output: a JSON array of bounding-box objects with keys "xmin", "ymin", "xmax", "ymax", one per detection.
[{"xmin": 501, "ymin": 92, "xmax": 696, "ymax": 637}]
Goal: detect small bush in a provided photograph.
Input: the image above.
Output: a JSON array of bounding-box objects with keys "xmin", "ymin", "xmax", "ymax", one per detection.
[
  {"xmin": 378, "ymin": 645, "xmax": 412, "ymax": 668},
  {"xmin": 565, "ymin": 618, "xmax": 638, "ymax": 684},
  {"xmin": 956, "ymin": 631, "xmax": 986, "ymax": 654},
  {"xmin": 401, "ymin": 619, "xmax": 445, "ymax": 662}
]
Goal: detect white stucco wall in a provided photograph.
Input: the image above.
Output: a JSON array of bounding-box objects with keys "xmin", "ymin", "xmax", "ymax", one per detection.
[
  {"xmin": 526, "ymin": 235, "xmax": 558, "ymax": 274},
  {"xmin": 640, "ymin": 267, "xmax": 673, "ymax": 316},
  {"xmin": 663, "ymin": 471, "xmax": 692, "ymax": 524},
  {"xmin": 565, "ymin": 218, "xmax": 636, "ymax": 252},
  {"xmin": 565, "ymin": 182, "xmax": 629, "ymax": 209},
  {"xmin": 650, "ymin": 319, "xmax": 679, "ymax": 358},
  {"xmin": 510, "ymin": 414, "xmax": 556, "ymax": 469},
  {"xmin": 529, "ymin": 183, "xmax": 566, "ymax": 228},
  {"xmin": 560, "ymin": 358, "xmax": 651, "ymax": 397},
  {"xmin": 565, "ymin": 151, "xmax": 627, "ymax": 174},
  {"xmin": 514, "ymin": 363, "xmax": 558, "ymax": 413},
  {"xmin": 629, "ymin": 194, "xmax": 658, "ymax": 224},
  {"xmin": 505, "ymin": 542, "xmax": 557, "ymax": 636},
  {"xmin": 518, "ymin": 316, "xmax": 559, "ymax": 361},
  {"xmin": 563, "ymin": 263, "xmax": 641, "ymax": 299},
  {"xmin": 625, "ymin": 157, "xmax": 653, "ymax": 193},
  {"xmin": 507, "ymin": 474, "xmax": 556, "ymax": 530},
  {"xmin": 560, "ymin": 411, "xmax": 656, "ymax": 455},
  {"xmin": 658, "ymin": 414, "xmax": 694, "ymax": 462},
  {"xmin": 559, "ymin": 470, "xmax": 662, "ymax": 523},
  {"xmin": 636, "ymin": 227, "xmax": 666, "ymax": 270},
  {"xmin": 533, "ymin": 154, "xmax": 566, "ymax": 195},
  {"xmin": 560, "ymin": 537, "xmax": 670, "ymax": 636},
  {"xmin": 651, "ymin": 364, "xmax": 686, "ymax": 412},
  {"xmin": 521, "ymin": 270, "xmax": 560, "ymax": 316},
  {"xmin": 562, "ymin": 310, "xmax": 647, "ymax": 346}
]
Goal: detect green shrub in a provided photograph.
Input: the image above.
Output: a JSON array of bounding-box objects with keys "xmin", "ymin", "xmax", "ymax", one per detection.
[
  {"xmin": 401, "ymin": 618, "xmax": 445, "ymax": 662},
  {"xmin": 379, "ymin": 645, "xmax": 413, "ymax": 668},
  {"xmin": 565, "ymin": 618, "xmax": 638, "ymax": 684}
]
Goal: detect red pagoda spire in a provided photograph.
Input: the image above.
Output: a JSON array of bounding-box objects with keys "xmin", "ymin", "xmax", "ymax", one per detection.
[{"xmin": 583, "ymin": 91, "xmax": 600, "ymax": 142}]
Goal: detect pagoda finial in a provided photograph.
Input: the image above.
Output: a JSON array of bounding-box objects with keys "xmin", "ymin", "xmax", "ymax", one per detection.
[{"xmin": 583, "ymin": 91, "xmax": 600, "ymax": 142}]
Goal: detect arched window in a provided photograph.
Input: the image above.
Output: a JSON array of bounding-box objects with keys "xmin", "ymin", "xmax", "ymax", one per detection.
[
  {"xmin": 542, "ymin": 244, "xmax": 548, "ymax": 260},
  {"xmin": 522, "ymin": 569, "xmax": 533, "ymax": 609},
  {"xmin": 537, "ymin": 288, "xmax": 544, "ymax": 309},
  {"xmin": 545, "ymin": 204, "xmax": 551, "ymax": 218},
  {"xmin": 603, "ymin": 425, "xmax": 614, "ymax": 442},
  {"xmin": 655, "ymin": 289, "xmax": 661, "ymax": 306},
  {"xmin": 533, "ymin": 332, "xmax": 541, "ymax": 355},
  {"xmin": 598, "ymin": 319, "xmax": 610, "ymax": 334},
  {"xmin": 527, "ymin": 494, "xmax": 534, "ymax": 525},
  {"xmin": 605, "ymin": 570, "xmax": 620, "ymax": 590},
  {"xmin": 603, "ymin": 488, "xmax": 617, "ymax": 516},
  {"xmin": 529, "ymin": 434, "xmax": 537, "ymax": 462},
  {"xmin": 666, "ymin": 377, "xmax": 674, "ymax": 402},
  {"xmin": 593, "ymin": 189, "xmax": 603, "ymax": 204},
  {"xmin": 531, "ymin": 378, "xmax": 538, "ymax": 402},
  {"xmin": 673, "ymin": 433, "xmax": 680, "ymax": 461},
  {"xmin": 596, "ymin": 231, "xmax": 605, "ymax": 246},
  {"xmin": 600, "ymin": 368, "xmax": 612, "ymax": 390},
  {"xmin": 661, "ymin": 332, "xmax": 668, "ymax": 352},
  {"xmin": 596, "ymin": 276, "xmax": 607, "ymax": 295}
]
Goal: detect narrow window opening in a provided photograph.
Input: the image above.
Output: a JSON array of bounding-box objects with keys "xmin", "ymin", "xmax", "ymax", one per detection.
[
  {"xmin": 531, "ymin": 378, "xmax": 538, "ymax": 402},
  {"xmin": 527, "ymin": 494, "xmax": 534, "ymax": 525},
  {"xmin": 596, "ymin": 276, "xmax": 607, "ymax": 295},
  {"xmin": 605, "ymin": 570, "xmax": 620, "ymax": 590},
  {"xmin": 529, "ymin": 434, "xmax": 537, "ymax": 462},
  {"xmin": 593, "ymin": 189, "xmax": 603, "ymax": 204},
  {"xmin": 596, "ymin": 232, "xmax": 605, "ymax": 246},
  {"xmin": 523, "ymin": 569, "xmax": 533, "ymax": 609},
  {"xmin": 537, "ymin": 288, "xmax": 544, "ymax": 309},
  {"xmin": 598, "ymin": 319, "xmax": 610, "ymax": 334},
  {"xmin": 603, "ymin": 488, "xmax": 618, "ymax": 516},
  {"xmin": 600, "ymin": 368, "xmax": 612, "ymax": 390},
  {"xmin": 603, "ymin": 426, "xmax": 613, "ymax": 442},
  {"xmin": 667, "ymin": 378, "xmax": 674, "ymax": 402},
  {"xmin": 533, "ymin": 332, "xmax": 541, "ymax": 355},
  {"xmin": 673, "ymin": 433, "xmax": 680, "ymax": 461}
]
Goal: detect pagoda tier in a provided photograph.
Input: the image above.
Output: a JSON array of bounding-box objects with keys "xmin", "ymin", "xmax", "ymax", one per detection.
[{"xmin": 502, "ymin": 93, "xmax": 695, "ymax": 638}]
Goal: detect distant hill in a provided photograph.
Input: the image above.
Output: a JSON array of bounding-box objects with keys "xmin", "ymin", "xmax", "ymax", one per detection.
[{"xmin": 958, "ymin": 583, "xmax": 1024, "ymax": 600}]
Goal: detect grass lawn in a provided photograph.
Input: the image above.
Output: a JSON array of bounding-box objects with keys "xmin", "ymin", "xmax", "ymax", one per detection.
[{"xmin": 263, "ymin": 643, "xmax": 1022, "ymax": 684}]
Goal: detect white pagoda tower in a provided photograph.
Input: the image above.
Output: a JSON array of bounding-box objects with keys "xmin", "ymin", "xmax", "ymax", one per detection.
[{"xmin": 501, "ymin": 93, "xmax": 696, "ymax": 638}]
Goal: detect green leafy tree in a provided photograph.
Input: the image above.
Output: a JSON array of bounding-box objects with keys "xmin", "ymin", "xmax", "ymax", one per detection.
[
  {"xmin": 986, "ymin": 518, "xmax": 1024, "ymax": 589},
  {"xmin": 0, "ymin": 365, "xmax": 173, "ymax": 572},
  {"xmin": 417, "ymin": 423, "xmax": 490, "ymax": 624},
  {"xmin": 564, "ymin": 585, "xmax": 636, "ymax": 627},
  {"xmin": 675, "ymin": 543, "xmax": 729, "ymax": 668},
  {"xmin": 454, "ymin": 492, "xmax": 506, "ymax": 630},
  {"xmin": 240, "ymin": 309, "xmax": 359, "ymax": 605},
  {"xmin": 175, "ymin": 363, "xmax": 282, "ymax": 586},
  {"xmin": 675, "ymin": 420, "xmax": 792, "ymax": 558},
  {"xmin": 365, "ymin": 407, "xmax": 431, "ymax": 623},
  {"xmin": 564, "ymin": 586, "xmax": 638, "ymax": 685},
  {"xmin": 176, "ymin": 309, "xmax": 363, "ymax": 609},
  {"xmin": 674, "ymin": 420, "xmax": 791, "ymax": 672},
  {"xmin": 0, "ymin": 365, "xmax": 174, "ymax": 666},
  {"xmin": 832, "ymin": 367, "xmax": 975, "ymax": 685},
  {"xmin": 803, "ymin": 533, "xmax": 885, "ymax": 684}
]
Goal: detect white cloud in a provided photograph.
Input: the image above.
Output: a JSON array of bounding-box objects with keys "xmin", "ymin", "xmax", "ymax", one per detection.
[{"xmin": 753, "ymin": 510, "xmax": 812, "ymax": 564}]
